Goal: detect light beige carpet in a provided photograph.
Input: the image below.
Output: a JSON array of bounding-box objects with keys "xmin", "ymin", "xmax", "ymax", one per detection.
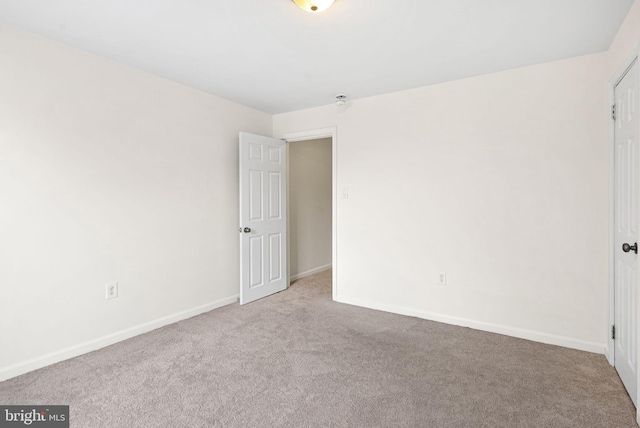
[{"xmin": 0, "ymin": 269, "xmax": 636, "ymax": 427}]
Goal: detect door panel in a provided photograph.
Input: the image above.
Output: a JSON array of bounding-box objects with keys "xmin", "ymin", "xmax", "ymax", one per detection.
[
  {"xmin": 614, "ymin": 60, "xmax": 639, "ymax": 406},
  {"xmin": 239, "ymin": 132, "xmax": 287, "ymax": 304},
  {"xmin": 249, "ymin": 170, "xmax": 263, "ymax": 221},
  {"xmin": 269, "ymin": 172, "xmax": 282, "ymax": 219},
  {"xmin": 249, "ymin": 236, "xmax": 263, "ymax": 288},
  {"xmin": 269, "ymin": 233, "xmax": 282, "ymax": 281}
]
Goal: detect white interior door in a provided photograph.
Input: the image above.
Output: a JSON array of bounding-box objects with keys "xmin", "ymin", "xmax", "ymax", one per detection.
[
  {"xmin": 239, "ymin": 132, "xmax": 287, "ymax": 304},
  {"xmin": 614, "ymin": 59, "xmax": 639, "ymax": 406}
]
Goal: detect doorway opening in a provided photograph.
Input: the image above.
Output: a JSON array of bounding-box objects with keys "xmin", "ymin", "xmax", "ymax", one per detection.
[
  {"xmin": 281, "ymin": 128, "xmax": 338, "ymax": 300},
  {"xmin": 288, "ymin": 137, "xmax": 332, "ymax": 284}
]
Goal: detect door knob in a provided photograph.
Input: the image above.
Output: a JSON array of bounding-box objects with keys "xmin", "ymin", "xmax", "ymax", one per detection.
[
  {"xmin": 243, "ymin": 227, "xmax": 251, "ymax": 233},
  {"xmin": 622, "ymin": 242, "xmax": 638, "ymax": 254}
]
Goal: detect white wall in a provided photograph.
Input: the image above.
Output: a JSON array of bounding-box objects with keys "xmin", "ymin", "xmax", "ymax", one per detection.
[
  {"xmin": 0, "ymin": 25, "xmax": 271, "ymax": 379},
  {"xmin": 607, "ymin": 0, "xmax": 640, "ymax": 77},
  {"xmin": 274, "ymin": 53, "xmax": 609, "ymax": 352},
  {"xmin": 289, "ymin": 138, "xmax": 332, "ymax": 278}
]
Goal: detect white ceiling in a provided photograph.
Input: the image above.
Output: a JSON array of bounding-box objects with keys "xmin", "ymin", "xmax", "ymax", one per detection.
[{"xmin": 0, "ymin": 0, "xmax": 635, "ymax": 114}]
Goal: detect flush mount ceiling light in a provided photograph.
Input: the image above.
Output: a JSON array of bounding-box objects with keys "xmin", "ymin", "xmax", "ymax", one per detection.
[{"xmin": 291, "ymin": 0, "xmax": 336, "ymax": 13}]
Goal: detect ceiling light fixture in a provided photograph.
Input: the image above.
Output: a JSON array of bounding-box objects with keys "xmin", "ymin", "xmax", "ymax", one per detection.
[
  {"xmin": 335, "ymin": 94, "xmax": 347, "ymax": 108},
  {"xmin": 291, "ymin": 0, "xmax": 336, "ymax": 13}
]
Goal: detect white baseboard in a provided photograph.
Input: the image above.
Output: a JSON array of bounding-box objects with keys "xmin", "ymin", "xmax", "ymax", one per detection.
[
  {"xmin": 605, "ymin": 344, "xmax": 614, "ymax": 366},
  {"xmin": 290, "ymin": 263, "xmax": 332, "ymax": 281},
  {"xmin": 0, "ymin": 294, "xmax": 239, "ymax": 382},
  {"xmin": 335, "ymin": 295, "xmax": 606, "ymax": 355}
]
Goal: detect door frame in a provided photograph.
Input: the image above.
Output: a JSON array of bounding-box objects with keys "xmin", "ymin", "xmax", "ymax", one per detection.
[
  {"xmin": 608, "ymin": 45, "xmax": 640, "ymax": 403},
  {"xmin": 278, "ymin": 127, "xmax": 338, "ymax": 301}
]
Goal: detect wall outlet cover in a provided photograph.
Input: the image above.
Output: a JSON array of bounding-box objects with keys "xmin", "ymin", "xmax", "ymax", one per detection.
[
  {"xmin": 106, "ymin": 282, "xmax": 118, "ymax": 300},
  {"xmin": 438, "ymin": 272, "xmax": 447, "ymax": 285}
]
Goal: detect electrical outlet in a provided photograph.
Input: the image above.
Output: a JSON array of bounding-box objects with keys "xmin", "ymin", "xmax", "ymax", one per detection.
[
  {"xmin": 106, "ymin": 282, "xmax": 118, "ymax": 300},
  {"xmin": 342, "ymin": 187, "xmax": 349, "ymax": 199},
  {"xmin": 438, "ymin": 272, "xmax": 447, "ymax": 285}
]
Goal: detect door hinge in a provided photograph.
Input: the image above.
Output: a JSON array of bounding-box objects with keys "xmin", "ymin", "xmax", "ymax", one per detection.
[
  {"xmin": 612, "ymin": 325, "xmax": 616, "ymax": 340},
  {"xmin": 612, "ymin": 104, "xmax": 616, "ymax": 121}
]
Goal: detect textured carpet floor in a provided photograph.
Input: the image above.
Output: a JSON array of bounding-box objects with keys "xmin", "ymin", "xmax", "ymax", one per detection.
[{"xmin": 0, "ymin": 269, "xmax": 637, "ymax": 427}]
